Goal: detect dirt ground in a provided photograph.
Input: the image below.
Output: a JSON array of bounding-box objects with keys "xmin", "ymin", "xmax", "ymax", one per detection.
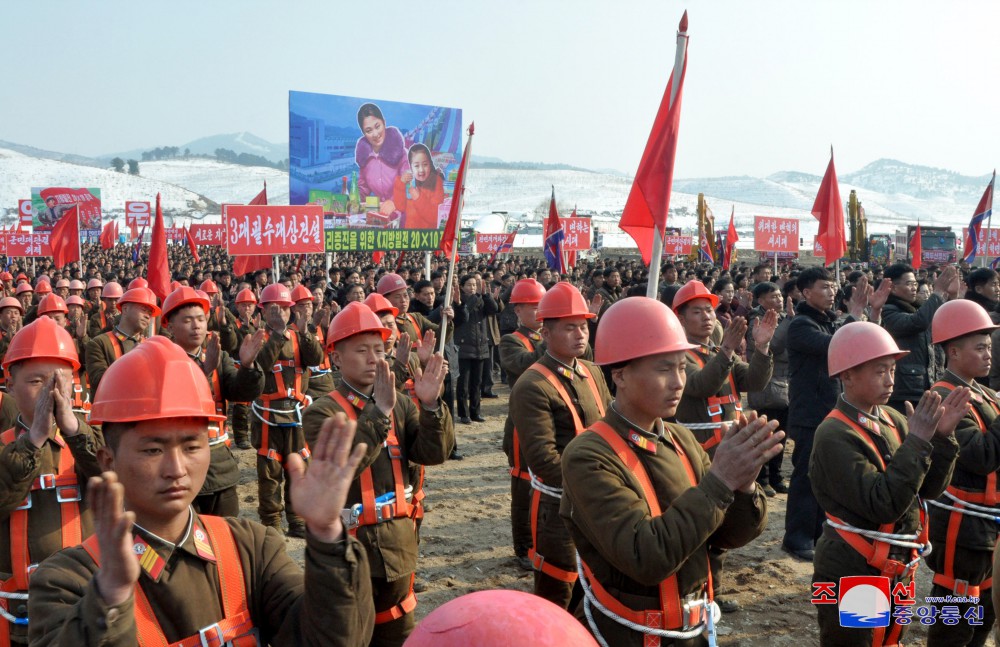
[{"xmin": 234, "ymin": 384, "xmax": 994, "ymax": 646}]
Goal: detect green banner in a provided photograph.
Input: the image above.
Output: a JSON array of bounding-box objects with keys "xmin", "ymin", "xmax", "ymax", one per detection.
[{"xmin": 325, "ymin": 228, "xmax": 446, "ymax": 252}]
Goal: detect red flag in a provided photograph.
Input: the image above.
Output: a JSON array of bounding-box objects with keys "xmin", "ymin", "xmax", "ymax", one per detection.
[
  {"xmin": 249, "ymin": 182, "xmax": 268, "ymax": 206},
  {"xmin": 233, "ymin": 182, "xmax": 271, "ymax": 276},
  {"xmin": 50, "ymin": 205, "xmax": 81, "ymax": 268},
  {"xmin": 372, "ymin": 251, "xmax": 385, "ymax": 265},
  {"xmin": 185, "ymin": 227, "xmax": 201, "ymax": 264},
  {"xmin": 147, "ymin": 193, "xmax": 171, "ymax": 301},
  {"xmin": 723, "ymin": 206, "xmax": 739, "ymax": 270},
  {"xmin": 440, "ymin": 123, "xmax": 474, "ymax": 258},
  {"xmin": 100, "ymin": 220, "xmax": 116, "ymax": 250},
  {"xmin": 909, "ymin": 223, "xmax": 923, "ymax": 269},
  {"xmin": 619, "ymin": 12, "xmax": 689, "ymax": 265},
  {"xmin": 811, "ymin": 148, "xmax": 847, "ymax": 264}
]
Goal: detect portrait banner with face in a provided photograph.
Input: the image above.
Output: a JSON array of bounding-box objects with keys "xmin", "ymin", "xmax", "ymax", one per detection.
[
  {"xmin": 31, "ymin": 187, "xmax": 102, "ymax": 233},
  {"xmin": 290, "ymin": 90, "xmax": 463, "ymax": 247}
]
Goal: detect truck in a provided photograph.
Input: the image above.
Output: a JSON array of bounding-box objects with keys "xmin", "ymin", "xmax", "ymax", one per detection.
[{"xmin": 894, "ymin": 225, "xmax": 958, "ymax": 268}]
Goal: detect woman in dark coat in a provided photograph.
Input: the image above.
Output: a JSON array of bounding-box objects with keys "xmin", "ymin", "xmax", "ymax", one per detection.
[{"xmin": 454, "ymin": 274, "xmax": 498, "ymax": 423}]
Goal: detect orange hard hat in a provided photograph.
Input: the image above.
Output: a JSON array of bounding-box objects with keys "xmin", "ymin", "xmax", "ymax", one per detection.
[
  {"xmin": 671, "ymin": 280, "xmax": 719, "ymax": 313},
  {"xmin": 87, "ymin": 278, "xmax": 104, "ymax": 290},
  {"xmin": 932, "ymin": 299, "xmax": 1000, "ymax": 345},
  {"xmin": 15, "ymin": 273, "xmax": 27, "ymax": 284},
  {"xmin": 116, "ymin": 287, "xmax": 162, "ymax": 317},
  {"xmin": 35, "ymin": 279, "xmax": 52, "ymax": 295},
  {"xmin": 235, "ymin": 288, "xmax": 257, "ymax": 305},
  {"xmin": 2, "ymin": 316, "xmax": 80, "ymax": 371},
  {"xmin": 364, "ymin": 292, "xmax": 399, "ymax": 317},
  {"xmin": 535, "ymin": 282, "xmax": 594, "ymax": 321},
  {"xmin": 89, "ymin": 336, "xmax": 225, "ymax": 425},
  {"xmin": 291, "ymin": 284, "xmax": 313, "ymax": 303},
  {"xmin": 509, "ymin": 279, "xmax": 546, "ymax": 304},
  {"xmin": 69, "ymin": 279, "xmax": 85, "ymax": 291},
  {"xmin": 326, "ymin": 302, "xmax": 390, "ymax": 351},
  {"xmin": 66, "ymin": 296, "xmax": 86, "ymax": 307},
  {"xmin": 595, "ymin": 297, "xmax": 697, "ymax": 365},
  {"xmin": 259, "ymin": 284, "xmax": 294, "ymax": 307},
  {"xmin": 170, "ymin": 281, "xmax": 182, "ymax": 292},
  {"xmin": 37, "ymin": 294, "xmax": 69, "ymax": 316},
  {"xmin": 55, "ymin": 279, "xmax": 70, "ymax": 289},
  {"xmin": 199, "ymin": 279, "xmax": 219, "ymax": 295},
  {"xmin": 376, "ymin": 273, "xmax": 407, "ymax": 296},
  {"xmin": 0, "ymin": 297, "xmax": 24, "ymax": 314},
  {"xmin": 0, "ymin": 272, "xmax": 12, "ymax": 282},
  {"xmin": 161, "ymin": 287, "xmax": 210, "ymax": 322},
  {"xmin": 14, "ymin": 283, "xmax": 33, "ymax": 296},
  {"xmin": 128, "ymin": 277, "xmax": 148, "ymax": 290},
  {"xmin": 101, "ymin": 282, "xmax": 124, "ymax": 299},
  {"xmin": 403, "ymin": 590, "xmax": 598, "ymax": 647},
  {"xmin": 828, "ymin": 321, "xmax": 909, "ymax": 377}
]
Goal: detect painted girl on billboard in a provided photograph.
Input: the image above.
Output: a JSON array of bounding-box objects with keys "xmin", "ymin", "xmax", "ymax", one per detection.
[
  {"xmin": 393, "ymin": 143, "xmax": 445, "ymax": 229},
  {"xmin": 355, "ymin": 103, "xmax": 408, "ymax": 217}
]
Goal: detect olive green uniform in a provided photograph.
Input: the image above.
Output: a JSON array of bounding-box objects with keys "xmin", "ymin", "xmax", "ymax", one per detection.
[
  {"xmin": 230, "ymin": 317, "xmax": 259, "ymax": 448},
  {"xmin": 84, "ymin": 328, "xmax": 144, "ymax": 395},
  {"xmin": 86, "ymin": 306, "xmax": 116, "ymax": 342},
  {"xmin": 206, "ymin": 304, "xmax": 238, "ymax": 355}
]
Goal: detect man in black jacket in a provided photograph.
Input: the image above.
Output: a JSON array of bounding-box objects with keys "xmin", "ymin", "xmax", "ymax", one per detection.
[
  {"xmin": 781, "ymin": 267, "xmax": 888, "ymax": 561},
  {"xmin": 881, "ymin": 263, "xmax": 957, "ymax": 413}
]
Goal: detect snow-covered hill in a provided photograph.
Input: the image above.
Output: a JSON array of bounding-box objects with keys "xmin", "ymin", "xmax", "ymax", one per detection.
[{"xmin": 139, "ymin": 159, "xmax": 288, "ymax": 206}]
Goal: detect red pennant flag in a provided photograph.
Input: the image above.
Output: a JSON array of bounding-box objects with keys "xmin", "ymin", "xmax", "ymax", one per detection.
[
  {"xmin": 811, "ymin": 148, "xmax": 847, "ymax": 265},
  {"xmin": 619, "ymin": 12, "xmax": 689, "ymax": 265},
  {"xmin": 723, "ymin": 206, "xmax": 739, "ymax": 270},
  {"xmin": 50, "ymin": 205, "xmax": 81, "ymax": 268},
  {"xmin": 147, "ymin": 194, "xmax": 171, "ymax": 301},
  {"xmin": 909, "ymin": 223, "xmax": 923, "ymax": 269},
  {"xmin": 249, "ymin": 182, "xmax": 268, "ymax": 206},
  {"xmin": 99, "ymin": 219, "xmax": 116, "ymax": 250},
  {"xmin": 439, "ymin": 123, "xmax": 474, "ymax": 258},
  {"xmin": 232, "ymin": 182, "xmax": 271, "ymax": 276},
  {"xmin": 372, "ymin": 251, "xmax": 385, "ymax": 265},
  {"xmin": 186, "ymin": 226, "xmax": 201, "ymax": 263}
]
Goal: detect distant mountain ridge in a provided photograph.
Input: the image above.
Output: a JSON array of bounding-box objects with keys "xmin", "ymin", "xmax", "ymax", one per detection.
[{"xmin": 97, "ymin": 132, "xmax": 288, "ymax": 165}]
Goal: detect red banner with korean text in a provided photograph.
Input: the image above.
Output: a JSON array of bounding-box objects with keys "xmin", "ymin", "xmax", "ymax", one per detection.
[
  {"xmin": 813, "ymin": 235, "xmax": 825, "ymax": 257},
  {"xmin": 125, "ymin": 201, "xmax": 152, "ymax": 229},
  {"xmin": 189, "ymin": 224, "xmax": 225, "ymax": 245},
  {"xmin": 475, "ymin": 233, "xmax": 514, "ymax": 254},
  {"xmin": 5, "ymin": 232, "xmax": 52, "ymax": 257},
  {"xmin": 662, "ymin": 234, "xmax": 693, "ymax": 256},
  {"xmin": 754, "ymin": 216, "xmax": 799, "ymax": 253},
  {"xmin": 165, "ymin": 227, "xmax": 186, "ymax": 242},
  {"xmin": 561, "ymin": 217, "xmax": 592, "ymax": 251},
  {"xmin": 18, "ymin": 200, "xmax": 32, "ymax": 230},
  {"xmin": 225, "ymin": 205, "xmax": 325, "ymax": 255},
  {"xmin": 962, "ymin": 227, "xmax": 1000, "ymax": 258}
]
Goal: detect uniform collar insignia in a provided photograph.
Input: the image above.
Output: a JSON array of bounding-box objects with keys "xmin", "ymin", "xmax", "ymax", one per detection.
[
  {"xmin": 345, "ymin": 391, "xmax": 366, "ymax": 409},
  {"xmin": 133, "ymin": 534, "xmax": 166, "ymax": 581},
  {"xmin": 628, "ymin": 430, "xmax": 657, "ymax": 455},
  {"xmin": 192, "ymin": 522, "xmax": 216, "ymax": 562}
]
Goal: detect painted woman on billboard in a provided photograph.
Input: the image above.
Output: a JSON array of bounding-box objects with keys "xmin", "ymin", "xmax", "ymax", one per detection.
[{"xmin": 355, "ymin": 103, "xmax": 409, "ymax": 216}]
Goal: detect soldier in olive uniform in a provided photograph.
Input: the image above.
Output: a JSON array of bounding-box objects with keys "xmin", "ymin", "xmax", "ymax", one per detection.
[
  {"xmin": 200, "ymin": 279, "xmax": 238, "ymax": 355},
  {"xmin": 86, "ymin": 282, "xmax": 122, "ymax": 340},
  {"xmin": 292, "ymin": 284, "xmax": 336, "ymax": 399},
  {"xmin": 230, "ymin": 288, "xmax": 260, "ymax": 450},
  {"xmin": 84, "ymin": 287, "xmax": 159, "ymax": 394},
  {"xmin": 0, "ymin": 297, "xmax": 24, "ymax": 392}
]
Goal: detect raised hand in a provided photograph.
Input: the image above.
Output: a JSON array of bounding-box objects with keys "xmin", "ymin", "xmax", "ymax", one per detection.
[
  {"xmin": 415, "ymin": 330, "xmax": 436, "ymax": 366},
  {"xmin": 396, "ymin": 332, "xmax": 412, "ymax": 367},
  {"xmin": 720, "ymin": 316, "xmax": 748, "ymax": 357},
  {"xmin": 708, "ymin": 412, "xmax": 784, "ymax": 493},
  {"xmin": 869, "ymin": 279, "xmax": 892, "ymax": 314},
  {"xmin": 933, "ymin": 266, "xmax": 957, "ymax": 298},
  {"xmin": 29, "ymin": 374, "xmax": 57, "ymax": 448},
  {"xmin": 239, "ymin": 328, "xmax": 266, "ymax": 368},
  {"xmin": 785, "ymin": 296, "xmax": 796, "ymax": 318},
  {"xmin": 936, "ymin": 386, "xmax": 971, "ymax": 436},
  {"xmin": 847, "ymin": 276, "xmax": 872, "ymax": 319},
  {"xmin": 752, "ymin": 309, "xmax": 779, "ymax": 349},
  {"xmin": 91, "ymin": 472, "xmax": 140, "ymax": 606},
  {"xmin": 588, "ymin": 293, "xmax": 603, "ymax": 317},
  {"xmin": 412, "ymin": 352, "xmax": 447, "ymax": 407},
  {"xmin": 287, "ymin": 413, "xmax": 367, "ymax": 543},
  {"xmin": 202, "ymin": 333, "xmax": 222, "ymax": 377},
  {"xmin": 905, "ymin": 390, "xmax": 945, "ymax": 442},
  {"xmin": 372, "ymin": 359, "xmax": 396, "ymax": 416},
  {"xmin": 52, "ymin": 369, "xmax": 80, "ymax": 436}
]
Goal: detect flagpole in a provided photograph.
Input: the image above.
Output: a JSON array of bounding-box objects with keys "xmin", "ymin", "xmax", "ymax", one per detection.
[
  {"xmin": 437, "ymin": 244, "xmax": 458, "ymax": 354},
  {"xmin": 646, "ymin": 11, "xmax": 688, "ymax": 299},
  {"xmin": 437, "ymin": 124, "xmax": 474, "ymax": 353},
  {"xmin": 984, "ymin": 171, "xmax": 996, "ymax": 268}
]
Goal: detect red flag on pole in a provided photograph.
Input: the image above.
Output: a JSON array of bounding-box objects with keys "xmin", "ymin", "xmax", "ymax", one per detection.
[
  {"xmin": 811, "ymin": 148, "xmax": 847, "ymax": 265},
  {"xmin": 50, "ymin": 205, "xmax": 81, "ymax": 268},
  {"xmin": 147, "ymin": 193, "xmax": 171, "ymax": 301},
  {"xmin": 619, "ymin": 12, "xmax": 689, "ymax": 265},
  {"xmin": 185, "ymin": 227, "xmax": 201, "ymax": 263},
  {"xmin": 233, "ymin": 182, "xmax": 271, "ymax": 276},
  {"xmin": 723, "ymin": 206, "xmax": 739, "ymax": 270},
  {"xmin": 439, "ymin": 123, "xmax": 474, "ymax": 259},
  {"xmin": 249, "ymin": 182, "xmax": 268, "ymax": 206},
  {"xmin": 99, "ymin": 220, "xmax": 116, "ymax": 250},
  {"xmin": 909, "ymin": 223, "xmax": 923, "ymax": 269}
]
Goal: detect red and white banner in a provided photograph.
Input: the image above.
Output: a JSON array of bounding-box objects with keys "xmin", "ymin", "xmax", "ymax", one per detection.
[
  {"xmin": 189, "ymin": 223, "xmax": 225, "ymax": 245},
  {"xmin": 662, "ymin": 234, "xmax": 693, "ymax": 256},
  {"xmin": 754, "ymin": 216, "xmax": 799, "ymax": 253},
  {"xmin": 475, "ymin": 233, "xmax": 514, "ymax": 254},
  {"xmin": 165, "ymin": 227, "xmax": 186, "ymax": 242},
  {"xmin": 813, "ymin": 235, "xmax": 825, "ymax": 257},
  {"xmin": 18, "ymin": 200, "xmax": 32, "ymax": 230},
  {"xmin": 125, "ymin": 201, "xmax": 151, "ymax": 229},
  {"xmin": 5, "ymin": 232, "xmax": 52, "ymax": 257},
  {"xmin": 561, "ymin": 217, "xmax": 592, "ymax": 251},
  {"xmin": 225, "ymin": 205, "xmax": 324, "ymax": 255},
  {"xmin": 962, "ymin": 227, "xmax": 1000, "ymax": 258}
]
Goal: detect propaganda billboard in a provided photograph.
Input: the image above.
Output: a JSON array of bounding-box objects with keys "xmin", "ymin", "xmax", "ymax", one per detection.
[{"xmin": 31, "ymin": 187, "xmax": 102, "ymax": 233}]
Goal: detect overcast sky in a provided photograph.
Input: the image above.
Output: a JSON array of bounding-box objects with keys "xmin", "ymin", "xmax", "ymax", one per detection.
[{"xmin": 2, "ymin": 0, "xmax": 997, "ymax": 178}]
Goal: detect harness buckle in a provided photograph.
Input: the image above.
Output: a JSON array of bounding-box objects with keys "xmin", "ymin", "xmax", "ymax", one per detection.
[
  {"xmin": 706, "ymin": 404, "xmax": 723, "ymax": 418},
  {"xmin": 265, "ymin": 449, "xmax": 282, "ymax": 462},
  {"xmin": 56, "ymin": 486, "xmax": 81, "ymax": 503},
  {"xmin": 385, "ymin": 443, "xmax": 403, "ymax": 460},
  {"xmin": 73, "ymin": 384, "xmax": 83, "ymax": 394},
  {"xmin": 375, "ymin": 502, "xmax": 396, "ymax": 523},
  {"xmin": 37, "ymin": 474, "xmax": 57, "ymax": 490},
  {"xmin": 953, "ymin": 579, "xmax": 971, "ymax": 596},
  {"xmin": 14, "ymin": 496, "xmax": 31, "ymax": 511},
  {"xmin": 198, "ymin": 622, "xmax": 225, "ymax": 647},
  {"xmin": 343, "ymin": 504, "xmax": 361, "ymax": 530}
]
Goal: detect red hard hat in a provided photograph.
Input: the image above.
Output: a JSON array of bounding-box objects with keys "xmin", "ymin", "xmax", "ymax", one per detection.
[
  {"xmin": 509, "ymin": 279, "xmax": 546, "ymax": 304},
  {"xmin": 403, "ymin": 590, "xmax": 598, "ymax": 647},
  {"xmin": 69, "ymin": 279, "xmax": 85, "ymax": 291},
  {"xmin": 2, "ymin": 316, "xmax": 80, "ymax": 371},
  {"xmin": 259, "ymin": 284, "xmax": 294, "ymax": 307},
  {"xmin": 364, "ymin": 292, "xmax": 399, "ymax": 317},
  {"xmin": 170, "ymin": 281, "xmax": 182, "ymax": 292},
  {"xmin": 535, "ymin": 282, "xmax": 594, "ymax": 321},
  {"xmin": 0, "ymin": 297, "xmax": 24, "ymax": 314},
  {"xmin": 66, "ymin": 296, "xmax": 86, "ymax": 307},
  {"xmin": 15, "ymin": 273, "xmax": 27, "ymax": 284},
  {"xmin": 326, "ymin": 302, "xmax": 390, "ymax": 351},
  {"xmin": 199, "ymin": 279, "xmax": 219, "ymax": 295},
  {"xmin": 672, "ymin": 280, "xmax": 719, "ymax": 313},
  {"xmin": 0, "ymin": 272, "xmax": 12, "ymax": 282},
  {"xmin": 14, "ymin": 283, "xmax": 33, "ymax": 296},
  {"xmin": 828, "ymin": 321, "xmax": 909, "ymax": 377},
  {"xmin": 89, "ymin": 336, "xmax": 225, "ymax": 424},
  {"xmin": 101, "ymin": 282, "xmax": 124, "ymax": 299},
  {"xmin": 595, "ymin": 297, "xmax": 697, "ymax": 365},
  {"xmin": 55, "ymin": 279, "xmax": 70, "ymax": 289},
  {"xmin": 128, "ymin": 277, "xmax": 149, "ymax": 290},
  {"xmin": 235, "ymin": 288, "xmax": 257, "ymax": 305},
  {"xmin": 116, "ymin": 287, "xmax": 162, "ymax": 317},
  {"xmin": 932, "ymin": 299, "xmax": 1000, "ymax": 345},
  {"xmin": 87, "ymin": 278, "xmax": 104, "ymax": 290},
  {"xmin": 162, "ymin": 287, "xmax": 210, "ymax": 322},
  {"xmin": 376, "ymin": 273, "xmax": 407, "ymax": 296},
  {"xmin": 35, "ymin": 279, "xmax": 52, "ymax": 295},
  {"xmin": 291, "ymin": 284, "xmax": 313, "ymax": 303},
  {"xmin": 37, "ymin": 294, "xmax": 69, "ymax": 316}
]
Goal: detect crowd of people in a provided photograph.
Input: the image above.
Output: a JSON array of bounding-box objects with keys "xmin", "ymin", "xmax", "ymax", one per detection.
[{"xmin": 2, "ymin": 238, "xmax": 1000, "ymax": 646}]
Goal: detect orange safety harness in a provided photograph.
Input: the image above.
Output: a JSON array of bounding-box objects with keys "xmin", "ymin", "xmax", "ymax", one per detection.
[
  {"xmin": 313, "ymin": 327, "xmax": 332, "ymax": 373},
  {"xmin": 253, "ymin": 331, "xmax": 310, "ymax": 464},
  {"xmin": 927, "ymin": 381, "xmax": 999, "ymax": 597},
  {"xmin": 0, "ymin": 426, "xmax": 83, "ymax": 644},
  {"xmin": 71, "ymin": 370, "xmax": 91, "ymax": 413},
  {"xmin": 81, "ymin": 515, "xmax": 259, "ymax": 647},
  {"xmin": 525, "ymin": 361, "xmax": 606, "ymax": 584},
  {"xmin": 824, "ymin": 408, "xmax": 928, "ymax": 647},
  {"xmin": 329, "ymin": 390, "xmax": 418, "ymax": 625},
  {"xmin": 404, "ymin": 314, "xmax": 422, "ymax": 348},
  {"xmin": 579, "ymin": 421, "xmax": 714, "ymax": 646},
  {"xmin": 508, "ymin": 331, "xmax": 536, "ymax": 483},
  {"xmin": 398, "ymin": 369, "xmax": 426, "ymax": 521},
  {"xmin": 683, "ymin": 350, "xmax": 742, "ymax": 451}
]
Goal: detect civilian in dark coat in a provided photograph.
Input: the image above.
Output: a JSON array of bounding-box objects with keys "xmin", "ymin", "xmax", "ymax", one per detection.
[{"xmin": 454, "ymin": 275, "xmax": 498, "ymax": 423}]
